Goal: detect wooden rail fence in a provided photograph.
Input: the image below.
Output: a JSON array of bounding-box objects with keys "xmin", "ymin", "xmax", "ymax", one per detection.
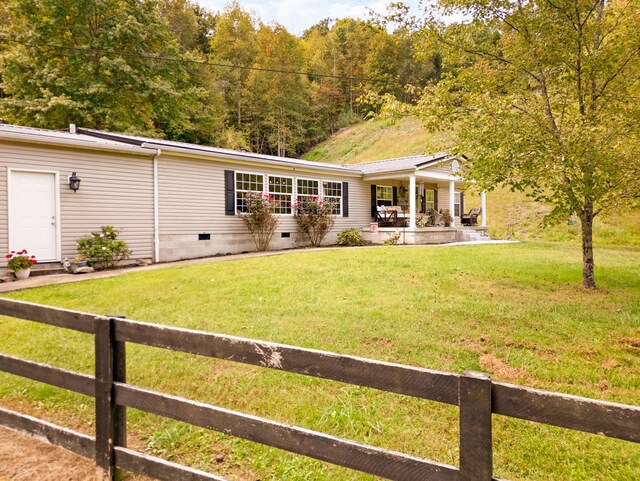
[{"xmin": 0, "ymin": 298, "xmax": 638, "ymax": 481}]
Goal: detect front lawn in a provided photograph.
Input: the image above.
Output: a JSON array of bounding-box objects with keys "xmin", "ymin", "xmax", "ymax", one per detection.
[{"xmin": 1, "ymin": 242, "xmax": 639, "ymax": 480}]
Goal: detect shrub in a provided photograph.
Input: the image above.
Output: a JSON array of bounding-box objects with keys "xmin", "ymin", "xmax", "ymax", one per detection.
[
  {"xmin": 295, "ymin": 196, "xmax": 335, "ymax": 247},
  {"xmin": 5, "ymin": 249, "xmax": 37, "ymax": 271},
  {"xmin": 76, "ymin": 226, "xmax": 132, "ymax": 270},
  {"xmin": 239, "ymin": 192, "xmax": 279, "ymax": 251},
  {"xmin": 416, "ymin": 213, "xmax": 429, "ymax": 228},
  {"xmin": 337, "ymin": 228, "xmax": 364, "ymax": 246},
  {"xmin": 384, "ymin": 231, "xmax": 401, "ymax": 245}
]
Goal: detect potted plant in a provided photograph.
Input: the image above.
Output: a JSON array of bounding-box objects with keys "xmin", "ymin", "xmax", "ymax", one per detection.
[
  {"xmin": 416, "ymin": 213, "xmax": 429, "ymax": 228},
  {"xmin": 5, "ymin": 249, "xmax": 37, "ymax": 280},
  {"xmin": 442, "ymin": 211, "xmax": 453, "ymax": 227}
]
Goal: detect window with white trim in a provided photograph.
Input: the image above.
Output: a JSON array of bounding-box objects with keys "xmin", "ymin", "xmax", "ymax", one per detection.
[
  {"xmin": 454, "ymin": 192, "xmax": 461, "ymax": 217},
  {"xmin": 425, "ymin": 189, "xmax": 435, "ymax": 211},
  {"xmin": 322, "ymin": 181, "xmax": 342, "ymax": 215},
  {"xmin": 376, "ymin": 185, "xmax": 393, "ymax": 207},
  {"xmin": 268, "ymin": 176, "xmax": 293, "ymax": 214},
  {"xmin": 236, "ymin": 172, "xmax": 264, "ymax": 213},
  {"xmin": 296, "ymin": 178, "xmax": 319, "ymax": 209}
]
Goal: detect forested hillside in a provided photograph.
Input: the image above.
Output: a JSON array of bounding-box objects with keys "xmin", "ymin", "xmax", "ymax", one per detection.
[
  {"xmin": 0, "ymin": 0, "xmax": 438, "ymax": 157},
  {"xmin": 305, "ymin": 117, "xmax": 640, "ymax": 247}
]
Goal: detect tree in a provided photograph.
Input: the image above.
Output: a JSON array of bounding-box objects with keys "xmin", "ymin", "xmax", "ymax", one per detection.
[
  {"xmin": 158, "ymin": 0, "xmax": 217, "ymax": 54},
  {"xmin": 208, "ymin": 1, "xmax": 258, "ymax": 131},
  {"xmin": 0, "ymin": 0, "xmax": 220, "ymax": 139},
  {"xmin": 421, "ymin": 0, "xmax": 640, "ymax": 288},
  {"xmin": 245, "ymin": 24, "xmax": 311, "ymax": 157}
]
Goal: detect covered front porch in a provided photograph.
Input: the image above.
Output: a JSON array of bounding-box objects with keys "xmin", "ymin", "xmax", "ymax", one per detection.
[{"xmin": 358, "ymin": 154, "xmax": 487, "ymax": 233}]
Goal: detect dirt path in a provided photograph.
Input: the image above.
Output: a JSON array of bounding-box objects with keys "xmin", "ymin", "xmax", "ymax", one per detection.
[{"xmin": 0, "ymin": 426, "xmax": 151, "ymax": 481}]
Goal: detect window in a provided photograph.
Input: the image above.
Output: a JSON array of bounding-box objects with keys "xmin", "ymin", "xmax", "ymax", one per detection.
[
  {"xmin": 296, "ymin": 178, "xmax": 319, "ymax": 209},
  {"xmin": 376, "ymin": 186, "xmax": 393, "ymax": 207},
  {"xmin": 425, "ymin": 190, "xmax": 435, "ymax": 211},
  {"xmin": 454, "ymin": 192, "xmax": 461, "ymax": 217},
  {"xmin": 236, "ymin": 172, "xmax": 264, "ymax": 213},
  {"xmin": 268, "ymin": 176, "xmax": 293, "ymax": 214},
  {"xmin": 322, "ymin": 181, "xmax": 342, "ymax": 215}
]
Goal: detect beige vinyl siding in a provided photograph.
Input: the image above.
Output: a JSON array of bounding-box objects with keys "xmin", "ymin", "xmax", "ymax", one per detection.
[
  {"xmin": 0, "ymin": 140, "xmax": 154, "ymax": 261},
  {"xmin": 423, "ymin": 160, "xmax": 454, "ymax": 175},
  {"xmin": 157, "ymin": 155, "xmax": 372, "ymax": 236}
]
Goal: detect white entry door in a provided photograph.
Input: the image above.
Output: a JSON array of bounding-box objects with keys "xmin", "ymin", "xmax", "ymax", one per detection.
[{"xmin": 9, "ymin": 170, "xmax": 59, "ymax": 261}]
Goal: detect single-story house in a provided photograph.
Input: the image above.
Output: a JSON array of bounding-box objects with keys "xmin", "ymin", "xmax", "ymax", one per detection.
[{"xmin": 0, "ymin": 122, "xmax": 487, "ymax": 273}]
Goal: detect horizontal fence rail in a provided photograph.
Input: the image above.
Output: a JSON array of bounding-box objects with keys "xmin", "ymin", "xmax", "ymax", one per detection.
[{"xmin": 0, "ymin": 298, "xmax": 638, "ymax": 481}]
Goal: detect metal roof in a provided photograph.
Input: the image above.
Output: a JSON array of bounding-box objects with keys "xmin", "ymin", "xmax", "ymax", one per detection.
[
  {"xmin": 0, "ymin": 123, "xmax": 153, "ymax": 154},
  {"xmin": 0, "ymin": 123, "xmax": 458, "ymax": 177},
  {"xmin": 77, "ymin": 128, "xmax": 358, "ymax": 175},
  {"xmin": 343, "ymin": 153, "xmax": 452, "ymax": 174}
]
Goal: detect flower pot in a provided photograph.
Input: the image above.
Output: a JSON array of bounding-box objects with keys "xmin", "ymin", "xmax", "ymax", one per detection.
[{"xmin": 14, "ymin": 268, "xmax": 31, "ymax": 280}]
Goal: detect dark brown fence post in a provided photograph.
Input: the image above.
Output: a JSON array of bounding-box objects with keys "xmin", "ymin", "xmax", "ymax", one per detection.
[
  {"xmin": 111, "ymin": 316, "xmax": 127, "ymax": 450},
  {"xmin": 95, "ymin": 316, "xmax": 116, "ymax": 481},
  {"xmin": 459, "ymin": 370, "xmax": 492, "ymax": 481}
]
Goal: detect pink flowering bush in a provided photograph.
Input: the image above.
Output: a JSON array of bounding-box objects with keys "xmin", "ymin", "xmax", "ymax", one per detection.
[
  {"xmin": 239, "ymin": 192, "xmax": 279, "ymax": 251},
  {"xmin": 295, "ymin": 196, "xmax": 335, "ymax": 247},
  {"xmin": 5, "ymin": 249, "xmax": 37, "ymax": 271}
]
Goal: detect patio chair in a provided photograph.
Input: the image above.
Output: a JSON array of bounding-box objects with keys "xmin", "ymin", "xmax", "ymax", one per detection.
[
  {"xmin": 461, "ymin": 208, "xmax": 482, "ymax": 226},
  {"xmin": 429, "ymin": 209, "xmax": 444, "ymax": 227}
]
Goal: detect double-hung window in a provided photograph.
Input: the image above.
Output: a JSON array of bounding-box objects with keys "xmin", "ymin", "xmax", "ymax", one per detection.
[
  {"xmin": 454, "ymin": 192, "xmax": 461, "ymax": 217},
  {"xmin": 425, "ymin": 190, "xmax": 435, "ymax": 211},
  {"xmin": 376, "ymin": 186, "xmax": 393, "ymax": 207},
  {"xmin": 322, "ymin": 181, "xmax": 342, "ymax": 215},
  {"xmin": 236, "ymin": 172, "xmax": 264, "ymax": 213},
  {"xmin": 296, "ymin": 178, "xmax": 319, "ymax": 209},
  {"xmin": 268, "ymin": 176, "xmax": 293, "ymax": 214}
]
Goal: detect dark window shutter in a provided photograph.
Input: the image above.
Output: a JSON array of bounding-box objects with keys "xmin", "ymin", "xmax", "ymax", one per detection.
[
  {"xmin": 224, "ymin": 170, "xmax": 235, "ymax": 215},
  {"xmin": 370, "ymin": 184, "xmax": 377, "ymax": 218},
  {"xmin": 392, "ymin": 186, "xmax": 398, "ymax": 205},
  {"xmin": 342, "ymin": 181, "xmax": 349, "ymax": 217},
  {"xmin": 434, "ymin": 189, "xmax": 439, "ymax": 211},
  {"xmin": 460, "ymin": 192, "xmax": 465, "ymax": 217}
]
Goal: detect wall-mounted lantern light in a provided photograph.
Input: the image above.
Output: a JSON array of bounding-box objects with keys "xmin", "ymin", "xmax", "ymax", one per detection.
[{"xmin": 68, "ymin": 172, "xmax": 81, "ymax": 192}]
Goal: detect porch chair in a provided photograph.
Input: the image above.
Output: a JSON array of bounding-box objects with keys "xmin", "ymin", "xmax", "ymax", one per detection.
[
  {"xmin": 461, "ymin": 208, "xmax": 482, "ymax": 226},
  {"xmin": 429, "ymin": 209, "xmax": 444, "ymax": 227}
]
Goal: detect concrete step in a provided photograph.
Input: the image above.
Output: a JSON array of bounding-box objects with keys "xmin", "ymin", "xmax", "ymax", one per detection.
[
  {"xmin": 30, "ymin": 263, "xmax": 66, "ymax": 277},
  {"xmin": 460, "ymin": 229, "xmax": 491, "ymax": 242}
]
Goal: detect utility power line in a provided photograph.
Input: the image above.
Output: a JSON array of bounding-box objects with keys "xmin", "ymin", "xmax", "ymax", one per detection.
[{"xmin": 0, "ymin": 36, "xmax": 418, "ymax": 87}]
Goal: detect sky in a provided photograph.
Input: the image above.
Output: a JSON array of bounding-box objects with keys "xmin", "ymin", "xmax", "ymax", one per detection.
[{"xmin": 198, "ymin": 0, "xmax": 429, "ymax": 35}]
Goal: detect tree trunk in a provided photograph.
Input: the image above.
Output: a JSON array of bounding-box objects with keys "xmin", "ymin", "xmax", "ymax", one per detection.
[{"xmin": 580, "ymin": 203, "xmax": 596, "ymax": 289}]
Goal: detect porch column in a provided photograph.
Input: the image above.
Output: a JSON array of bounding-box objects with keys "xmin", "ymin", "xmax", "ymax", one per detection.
[
  {"xmin": 481, "ymin": 190, "xmax": 487, "ymax": 227},
  {"xmin": 449, "ymin": 180, "xmax": 456, "ymax": 227},
  {"xmin": 409, "ymin": 175, "xmax": 416, "ymax": 229}
]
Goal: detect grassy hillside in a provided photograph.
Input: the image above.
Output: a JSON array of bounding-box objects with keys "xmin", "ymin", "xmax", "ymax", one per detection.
[
  {"xmin": 303, "ymin": 117, "xmax": 640, "ymax": 247},
  {"xmin": 302, "ymin": 117, "xmax": 453, "ymax": 164}
]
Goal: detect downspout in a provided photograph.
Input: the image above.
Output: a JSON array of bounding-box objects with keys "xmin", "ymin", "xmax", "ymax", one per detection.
[{"xmin": 153, "ymin": 149, "xmax": 161, "ymax": 263}]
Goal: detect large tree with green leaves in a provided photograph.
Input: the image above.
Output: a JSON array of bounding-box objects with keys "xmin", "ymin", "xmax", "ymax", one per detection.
[
  {"xmin": 0, "ymin": 0, "xmax": 222, "ymax": 139},
  {"xmin": 422, "ymin": 0, "xmax": 640, "ymax": 288}
]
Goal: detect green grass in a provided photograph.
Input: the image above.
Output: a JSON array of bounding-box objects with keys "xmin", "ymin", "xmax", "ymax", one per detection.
[
  {"xmin": 1, "ymin": 243, "xmax": 639, "ymax": 480},
  {"xmin": 302, "ymin": 116, "xmax": 454, "ymax": 165}
]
